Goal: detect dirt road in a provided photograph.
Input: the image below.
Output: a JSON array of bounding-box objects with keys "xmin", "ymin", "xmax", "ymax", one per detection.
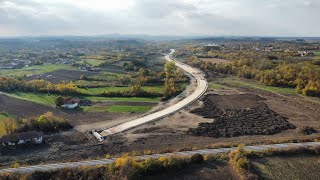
[{"xmin": 1, "ymin": 142, "xmax": 319, "ymax": 174}]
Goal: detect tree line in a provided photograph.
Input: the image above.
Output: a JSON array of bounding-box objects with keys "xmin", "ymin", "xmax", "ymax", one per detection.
[
  {"xmin": 185, "ymin": 51, "xmax": 320, "ymax": 97},
  {"xmin": 0, "ymin": 77, "xmax": 78, "ymax": 95},
  {"xmin": 1, "ymin": 112, "xmax": 72, "ymax": 135}
]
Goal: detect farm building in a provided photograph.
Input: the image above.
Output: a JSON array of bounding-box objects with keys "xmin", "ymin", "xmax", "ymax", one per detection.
[
  {"xmin": 63, "ymin": 98, "xmax": 80, "ymax": 109},
  {"xmin": 0, "ymin": 131, "xmax": 43, "ymax": 146}
]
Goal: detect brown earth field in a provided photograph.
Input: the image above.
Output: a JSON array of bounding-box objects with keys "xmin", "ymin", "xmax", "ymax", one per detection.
[
  {"xmin": 145, "ymin": 161, "xmax": 238, "ymax": 180},
  {"xmin": 251, "ymin": 155, "xmax": 320, "ymax": 180}
]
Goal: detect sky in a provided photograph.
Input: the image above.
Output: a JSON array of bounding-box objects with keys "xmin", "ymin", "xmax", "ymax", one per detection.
[{"xmin": 0, "ymin": 0, "xmax": 319, "ymax": 37}]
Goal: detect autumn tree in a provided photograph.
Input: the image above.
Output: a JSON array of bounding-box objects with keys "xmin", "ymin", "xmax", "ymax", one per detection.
[
  {"xmin": 129, "ymin": 82, "xmax": 143, "ymax": 96},
  {"xmin": 163, "ymin": 62, "xmax": 177, "ymax": 98},
  {"xmin": 1, "ymin": 118, "xmax": 16, "ymax": 134}
]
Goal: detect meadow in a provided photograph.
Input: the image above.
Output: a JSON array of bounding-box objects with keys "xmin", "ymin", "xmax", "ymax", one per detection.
[
  {"xmin": 82, "ymin": 105, "xmax": 152, "ymax": 113},
  {"xmin": 3, "ymin": 91, "xmax": 161, "ymax": 108},
  {"xmin": 314, "ymin": 51, "xmax": 320, "ymax": 56},
  {"xmin": 0, "ymin": 64, "xmax": 70, "ymax": 77}
]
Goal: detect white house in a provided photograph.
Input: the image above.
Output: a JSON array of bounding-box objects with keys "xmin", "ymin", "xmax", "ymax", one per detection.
[
  {"xmin": 0, "ymin": 131, "xmax": 43, "ymax": 146},
  {"xmin": 62, "ymin": 98, "xmax": 80, "ymax": 109}
]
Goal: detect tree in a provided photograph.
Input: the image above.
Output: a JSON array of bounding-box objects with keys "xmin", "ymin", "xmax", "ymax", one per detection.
[
  {"xmin": 55, "ymin": 96, "xmax": 65, "ymax": 107},
  {"xmin": 129, "ymin": 82, "xmax": 143, "ymax": 96},
  {"xmin": 163, "ymin": 62, "xmax": 178, "ymax": 99},
  {"xmin": 1, "ymin": 118, "xmax": 16, "ymax": 134},
  {"xmin": 164, "ymin": 62, "xmax": 176, "ymax": 78}
]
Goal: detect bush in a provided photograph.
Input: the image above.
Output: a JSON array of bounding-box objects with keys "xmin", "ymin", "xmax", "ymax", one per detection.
[
  {"xmin": 55, "ymin": 96, "xmax": 65, "ymax": 107},
  {"xmin": 299, "ymin": 126, "xmax": 317, "ymax": 135},
  {"xmin": 229, "ymin": 144, "xmax": 251, "ymax": 179},
  {"xmin": 190, "ymin": 154, "xmax": 204, "ymax": 164},
  {"xmin": 16, "ymin": 112, "xmax": 72, "ymax": 133}
]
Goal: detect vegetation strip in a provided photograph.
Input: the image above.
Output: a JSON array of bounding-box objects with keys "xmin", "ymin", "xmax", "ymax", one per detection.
[{"xmin": 0, "ymin": 142, "xmax": 319, "ymax": 174}]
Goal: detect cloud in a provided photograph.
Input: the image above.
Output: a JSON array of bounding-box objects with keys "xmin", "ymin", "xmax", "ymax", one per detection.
[{"xmin": 0, "ymin": 0, "xmax": 319, "ymax": 36}]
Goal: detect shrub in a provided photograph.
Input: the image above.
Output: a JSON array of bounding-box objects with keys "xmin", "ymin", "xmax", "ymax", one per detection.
[
  {"xmin": 299, "ymin": 126, "xmax": 317, "ymax": 135},
  {"xmin": 16, "ymin": 112, "xmax": 72, "ymax": 133},
  {"xmin": 190, "ymin": 154, "xmax": 204, "ymax": 164},
  {"xmin": 204, "ymin": 153, "xmax": 228, "ymax": 162},
  {"xmin": 55, "ymin": 96, "xmax": 65, "ymax": 107},
  {"xmin": 140, "ymin": 158, "xmax": 164, "ymax": 175},
  {"xmin": 115, "ymin": 155, "xmax": 141, "ymax": 179},
  {"xmin": 229, "ymin": 144, "xmax": 251, "ymax": 179},
  {"xmin": 11, "ymin": 163, "xmax": 20, "ymax": 168}
]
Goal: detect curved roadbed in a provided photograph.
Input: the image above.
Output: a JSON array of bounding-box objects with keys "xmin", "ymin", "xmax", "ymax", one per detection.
[
  {"xmin": 99, "ymin": 49, "xmax": 208, "ymax": 137},
  {"xmin": 1, "ymin": 142, "xmax": 319, "ymax": 174}
]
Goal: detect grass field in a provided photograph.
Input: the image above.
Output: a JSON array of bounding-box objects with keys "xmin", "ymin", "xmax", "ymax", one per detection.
[
  {"xmin": 252, "ymin": 155, "xmax": 320, "ymax": 180},
  {"xmin": 83, "ymin": 96, "xmax": 160, "ymax": 102},
  {"xmin": 82, "ymin": 105, "xmax": 151, "ymax": 113},
  {"xmin": 221, "ymin": 78, "xmax": 296, "ymax": 95},
  {"xmin": 78, "ymin": 85, "xmax": 164, "ymax": 95},
  {"xmin": 314, "ymin": 51, "xmax": 320, "ymax": 56},
  {"xmin": 3, "ymin": 91, "xmax": 161, "ymax": 108},
  {"xmin": 0, "ymin": 64, "xmax": 70, "ymax": 77},
  {"xmin": 106, "ymin": 105, "xmax": 152, "ymax": 113},
  {"xmin": 209, "ymin": 83, "xmax": 229, "ymax": 90},
  {"xmin": 78, "ymin": 58, "xmax": 105, "ymax": 66},
  {"xmin": 78, "ymin": 83, "xmax": 187, "ymax": 95},
  {"xmin": 8, "ymin": 92, "xmax": 58, "ymax": 106}
]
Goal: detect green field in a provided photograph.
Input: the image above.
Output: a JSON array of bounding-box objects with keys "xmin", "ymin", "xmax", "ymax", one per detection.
[
  {"xmin": 8, "ymin": 92, "xmax": 58, "ymax": 106},
  {"xmin": 81, "ymin": 105, "xmax": 151, "ymax": 113},
  {"xmin": 78, "ymin": 85, "xmax": 164, "ymax": 95},
  {"xmin": 252, "ymin": 156, "xmax": 320, "ymax": 180},
  {"xmin": 78, "ymin": 58, "xmax": 105, "ymax": 66},
  {"xmin": 209, "ymin": 83, "xmax": 229, "ymax": 90},
  {"xmin": 106, "ymin": 105, "xmax": 152, "ymax": 113},
  {"xmin": 83, "ymin": 96, "xmax": 160, "ymax": 102},
  {"xmin": 78, "ymin": 83, "xmax": 187, "ymax": 95},
  {"xmin": 2, "ymin": 91, "xmax": 161, "ymax": 108},
  {"xmin": 221, "ymin": 78, "xmax": 296, "ymax": 95},
  {"xmin": 0, "ymin": 64, "xmax": 70, "ymax": 77},
  {"xmin": 314, "ymin": 51, "xmax": 320, "ymax": 56}
]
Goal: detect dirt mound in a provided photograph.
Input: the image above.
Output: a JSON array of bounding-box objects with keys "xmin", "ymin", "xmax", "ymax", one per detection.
[{"xmin": 188, "ymin": 94, "xmax": 295, "ymax": 137}]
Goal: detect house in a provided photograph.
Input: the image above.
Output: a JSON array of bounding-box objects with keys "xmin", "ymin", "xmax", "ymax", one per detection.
[
  {"xmin": 0, "ymin": 131, "xmax": 43, "ymax": 146},
  {"xmin": 63, "ymin": 98, "xmax": 80, "ymax": 109}
]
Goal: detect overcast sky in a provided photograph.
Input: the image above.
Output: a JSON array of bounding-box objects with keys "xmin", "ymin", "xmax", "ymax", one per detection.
[{"xmin": 0, "ymin": 0, "xmax": 319, "ymax": 37}]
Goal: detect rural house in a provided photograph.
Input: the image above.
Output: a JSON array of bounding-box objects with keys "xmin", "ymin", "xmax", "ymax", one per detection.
[
  {"xmin": 0, "ymin": 131, "xmax": 43, "ymax": 146},
  {"xmin": 63, "ymin": 98, "xmax": 80, "ymax": 109}
]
